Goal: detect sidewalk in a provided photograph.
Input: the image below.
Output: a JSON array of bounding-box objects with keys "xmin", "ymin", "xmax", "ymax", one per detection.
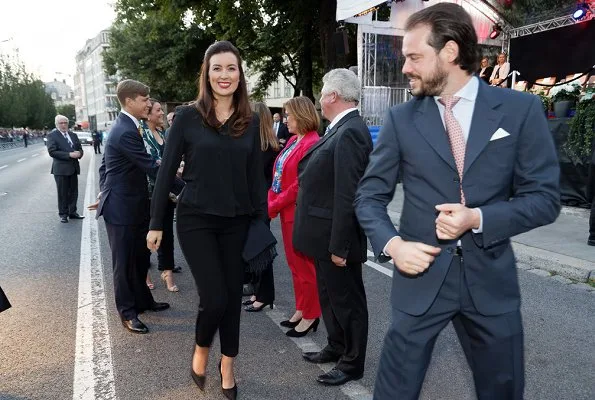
[{"xmin": 387, "ymin": 185, "xmax": 595, "ymax": 283}]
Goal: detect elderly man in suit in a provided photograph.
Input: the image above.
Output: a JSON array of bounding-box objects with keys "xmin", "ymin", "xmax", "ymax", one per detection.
[
  {"xmin": 90, "ymin": 80, "xmax": 169, "ymax": 334},
  {"xmin": 354, "ymin": 4, "xmax": 560, "ymax": 400},
  {"xmin": 273, "ymin": 112, "xmax": 291, "ymax": 147},
  {"xmin": 46, "ymin": 115, "xmax": 84, "ymax": 223},
  {"xmin": 293, "ymin": 68, "xmax": 372, "ymax": 386}
]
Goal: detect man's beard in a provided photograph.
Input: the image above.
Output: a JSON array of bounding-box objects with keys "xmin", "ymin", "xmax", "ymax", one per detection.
[{"xmin": 407, "ymin": 62, "xmax": 448, "ymax": 97}]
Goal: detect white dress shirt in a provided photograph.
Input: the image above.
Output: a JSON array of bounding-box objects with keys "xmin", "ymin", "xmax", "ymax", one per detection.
[
  {"xmin": 121, "ymin": 110, "xmax": 140, "ymax": 128},
  {"xmin": 273, "ymin": 121, "xmax": 280, "ymax": 134},
  {"xmin": 326, "ymin": 107, "xmax": 358, "ymax": 133},
  {"xmin": 383, "ymin": 76, "xmax": 484, "ymax": 255}
]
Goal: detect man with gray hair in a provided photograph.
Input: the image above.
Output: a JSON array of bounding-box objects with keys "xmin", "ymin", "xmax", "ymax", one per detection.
[
  {"xmin": 293, "ymin": 68, "xmax": 372, "ymax": 386},
  {"xmin": 46, "ymin": 115, "xmax": 84, "ymax": 223}
]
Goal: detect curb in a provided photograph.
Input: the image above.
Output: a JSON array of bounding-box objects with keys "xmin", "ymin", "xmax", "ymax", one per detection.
[{"xmin": 386, "ymin": 209, "xmax": 595, "ymax": 283}]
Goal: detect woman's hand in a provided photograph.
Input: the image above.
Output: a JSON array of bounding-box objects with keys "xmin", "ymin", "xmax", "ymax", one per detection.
[{"xmin": 147, "ymin": 230, "xmax": 163, "ymax": 252}]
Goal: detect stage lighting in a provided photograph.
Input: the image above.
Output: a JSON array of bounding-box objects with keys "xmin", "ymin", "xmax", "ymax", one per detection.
[
  {"xmin": 573, "ymin": 2, "xmax": 591, "ymax": 20},
  {"xmin": 489, "ymin": 24, "xmax": 502, "ymax": 39}
]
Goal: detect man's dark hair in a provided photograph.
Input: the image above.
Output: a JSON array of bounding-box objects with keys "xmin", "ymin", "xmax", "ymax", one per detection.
[
  {"xmin": 405, "ymin": 3, "xmax": 480, "ymax": 73},
  {"xmin": 116, "ymin": 79, "xmax": 150, "ymax": 105}
]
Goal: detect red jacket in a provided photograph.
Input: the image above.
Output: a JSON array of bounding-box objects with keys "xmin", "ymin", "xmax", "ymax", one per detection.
[{"xmin": 268, "ymin": 131, "xmax": 319, "ymax": 222}]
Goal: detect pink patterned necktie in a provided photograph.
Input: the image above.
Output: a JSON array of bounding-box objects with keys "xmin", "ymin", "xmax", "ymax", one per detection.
[{"xmin": 438, "ymin": 95, "xmax": 466, "ymax": 205}]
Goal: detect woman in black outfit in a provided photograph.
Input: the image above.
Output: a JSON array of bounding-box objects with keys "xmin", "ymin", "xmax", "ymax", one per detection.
[
  {"xmin": 147, "ymin": 41, "xmax": 265, "ymax": 400},
  {"xmin": 243, "ymin": 102, "xmax": 280, "ymax": 312}
]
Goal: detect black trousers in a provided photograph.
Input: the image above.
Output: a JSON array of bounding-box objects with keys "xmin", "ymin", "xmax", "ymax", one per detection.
[
  {"xmin": 54, "ymin": 174, "xmax": 78, "ymax": 217},
  {"xmin": 374, "ymin": 256, "xmax": 524, "ymax": 400},
  {"xmin": 177, "ymin": 212, "xmax": 250, "ymax": 357},
  {"xmin": 315, "ymin": 258, "xmax": 368, "ymax": 376},
  {"xmin": 105, "ymin": 222, "xmax": 155, "ymax": 320},
  {"xmin": 93, "ymin": 142, "xmax": 101, "ymax": 154},
  {"xmin": 157, "ymin": 200, "xmax": 176, "ymax": 270}
]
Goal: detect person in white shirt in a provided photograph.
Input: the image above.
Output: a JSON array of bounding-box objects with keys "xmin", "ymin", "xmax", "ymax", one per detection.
[{"xmin": 489, "ymin": 52, "xmax": 511, "ymax": 87}]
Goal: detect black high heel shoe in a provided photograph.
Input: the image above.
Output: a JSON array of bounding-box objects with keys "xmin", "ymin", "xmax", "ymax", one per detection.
[
  {"xmin": 244, "ymin": 302, "xmax": 273, "ymax": 312},
  {"xmin": 190, "ymin": 368, "xmax": 206, "ymax": 391},
  {"xmin": 286, "ymin": 318, "xmax": 319, "ymax": 337},
  {"xmin": 280, "ymin": 318, "xmax": 301, "ymax": 328},
  {"xmin": 242, "ymin": 299, "xmax": 255, "ymax": 306},
  {"xmin": 219, "ymin": 360, "xmax": 237, "ymax": 400}
]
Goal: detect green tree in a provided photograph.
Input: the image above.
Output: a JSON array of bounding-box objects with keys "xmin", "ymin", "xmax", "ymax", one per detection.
[
  {"xmin": 0, "ymin": 54, "xmax": 56, "ymax": 129},
  {"xmin": 56, "ymin": 104, "xmax": 76, "ymax": 126}
]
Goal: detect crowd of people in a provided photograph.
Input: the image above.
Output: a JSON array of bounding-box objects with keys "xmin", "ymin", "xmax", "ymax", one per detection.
[
  {"xmin": 31, "ymin": 3, "xmax": 562, "ymax": 399},
  {"xmin": 0, "ymin": 128, "xmax": 47, "ymax": 145}
]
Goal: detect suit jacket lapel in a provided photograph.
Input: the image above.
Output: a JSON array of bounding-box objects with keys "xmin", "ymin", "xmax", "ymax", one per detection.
[
  {"xmin": 413, "ymin": 97, "xmax": 457, "ymax": 172},
  {"xmin": 464, "ymin": 84, "xmax": 503, "ymax": 175},
  {"xmin": 303, "ymin": 110, "xmax": 359, "ymax": 160}
]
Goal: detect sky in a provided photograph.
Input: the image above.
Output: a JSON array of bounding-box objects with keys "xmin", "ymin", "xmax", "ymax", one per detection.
[{"xmin": 0, "ymin": 0, "xmax": 116, "ymax": 86}]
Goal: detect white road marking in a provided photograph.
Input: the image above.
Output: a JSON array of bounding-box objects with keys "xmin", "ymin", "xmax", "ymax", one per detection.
[
  {"xmin": 365, "ymin": 250, "xmax": 394, "ymax": 277},
  {"xmin": 31, "ymin": 153, "xmax": 39, "ymax": 157},
  {"xmin": 17, "ymin": 158, "xmax": 26, "ymax": 163},
  {"xmin": 266, "ymin": 307, "xmax": 373, "ymax": 400},
  {"xmin": 0, "ymin": 165, "xmax": 7, "ymax": 170},
  {"xmin": 72, "ymin": 153, "xmax": 116, "ymax": 400}
]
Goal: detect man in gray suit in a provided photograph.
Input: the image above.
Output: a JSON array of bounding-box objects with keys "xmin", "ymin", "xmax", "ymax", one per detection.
[{"xmin": 354, "ymin": 4, "xmax": 560, "ymax": 400}]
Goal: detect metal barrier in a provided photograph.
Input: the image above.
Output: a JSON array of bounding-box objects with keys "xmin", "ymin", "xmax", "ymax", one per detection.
[
  {"xmin": 0, "ymin": 138, "xmax": 44, "ymax": 151},
  {"xmin": 361, "ymin": 86, "xmax": 412, "ymax": 126}
]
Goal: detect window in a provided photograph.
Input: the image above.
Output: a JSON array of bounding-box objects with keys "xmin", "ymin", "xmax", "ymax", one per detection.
[
  {"xmin": 284, "ymin": 84, "xmax": 292, "ymax": 97},
  {"xmin": 274, "ymin": 82, "xmax": 281, "ymax": 98}
]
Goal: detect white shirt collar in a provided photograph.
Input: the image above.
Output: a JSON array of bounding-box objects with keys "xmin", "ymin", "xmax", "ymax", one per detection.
[
  {"xmin": 121, "ymin": 110, "xmax": 140, "ymax": 128},
  {"xmin": 327, "ymin": 107, "xmax": 358, "ymax": 131},
  {"xmin": 434, "ymin": 75, "xmax": 479, "ymax": 105}
]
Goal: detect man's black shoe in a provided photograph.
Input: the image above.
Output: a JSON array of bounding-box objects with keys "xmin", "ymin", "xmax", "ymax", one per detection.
[
  {"xmin": 122, "ymin": 317, "xmax": 149, "ymax": 334},
  {"xmin": 172, "ymin": 266, "xmax": 182, "ymax": 273},
  {"xmin": 69, "ymin": 213, "xmax": 85, "ymax": 219},
  {"xmin": 316, "ymin": 368, "xmax": 362, "ymax": 386},
  {"xmin": 303, "ymin": 351, "xmax": 340, "ymax": 364},
  {"xmin": 60, "ymin": 216, "xmax": 68, "ymax": 223},
  {"xmin": 150, "ymin": 302, "xmax": 170, "ymax": 312},
  {"xmin": 588, "ymin": 239, "xmax": 595, "ymax": 246}
]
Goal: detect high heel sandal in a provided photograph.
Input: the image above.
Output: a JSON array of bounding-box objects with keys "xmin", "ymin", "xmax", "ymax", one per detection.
[
  {"xmin": 161, "ymin": 271, "xmax": 179, "ymax": 292},
  {"xmin": 244, "ymin": 302, "xmax": 273, "ymax": 312},
  {"xmin": 280, "ymin": 318, "xmax": 302, "ymax": 328},
  {"xmin": 285, "ymin": 318, "xmax": 319, "ymax": 338},
  {"xmin": 218, "ymin": 360, "xmax": 237, "ymax": 400},
  {"xmin": 242, "ymin": 299, "xmax": 255, "ymax": 306}
]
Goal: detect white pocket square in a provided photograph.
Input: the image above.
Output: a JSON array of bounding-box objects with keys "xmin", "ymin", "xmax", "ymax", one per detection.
[{"xmin": 490, "ymin": 128, "xmax": 510, "ymax": 141}]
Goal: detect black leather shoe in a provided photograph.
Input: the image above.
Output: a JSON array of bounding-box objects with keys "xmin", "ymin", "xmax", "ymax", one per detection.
[
  {"xmin": 588, "ymin": 239, "xmax": 595, "ymax": 246},
  {"xmin": 60, "ymin": 216, "xmax": 68, "ymax": 223},
  {"xmin": 69, "ymin": 213, "xmax": 85, "ymax": 219},
  {"xmin": 150, "ymin": 302, "xmax": 170, "ymax": 312},
  {"xmin": 190, "ymin": 369, "xmax": 206, "ymax": 391},
  {"xmin": 122, "ymin": 317, "xmax": 148, "ymax": 334},
  {"xmin": 172, "ymin": 266, "xmax": 182, "ymax": 273},
  {"xmin": 242, "ymin": 299, "xmax": 255, "ymax": 306},
  {"xmin": 219, "ymin": 360, "xmax": 237, "ymax": 400},
  {"xmin": 303, "ymin": 350, "xmax": 340, "ymax": 364},
  {"xmin": 316, "ymin": 368, "xmax": 363, "ymax": 386},
  {"xmin": 286, "ymin": 318, "xmax": 319, "ymax": 337},
  {"xmin": 280, "ymin": 318, "xmax": 301, "ymax": 328},
  {"xmin": 244, "ymin": 303, "xmax": 273, "ymax": 312}
]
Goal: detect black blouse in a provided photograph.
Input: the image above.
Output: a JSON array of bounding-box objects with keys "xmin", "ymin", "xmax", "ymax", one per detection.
[{"xmin": 149, "ymin": 105, "xmax": 266, "ymax": 230}]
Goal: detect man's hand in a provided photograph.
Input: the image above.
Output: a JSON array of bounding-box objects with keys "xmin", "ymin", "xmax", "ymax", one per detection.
[
  {"xmin": 87, "ymin": 199, "xmax": 99, "ymax": 211},
  {"xmin": 435, "ymin": 203, "xmax": 480, "ymax": 240},
  {"xmin": 386, "ymin": 237, "xmax": 441, "ymax": 275},
  {"xmin": 331, "ymin": 254, "xmax": 346, "ymax": 267},
  {"xmin": 147, "ymin": 230, "xmax": 163, "ymax": 252},
  {"xmin": 70, "ymin": 151, "xmax": 81, "ymax": 159}
]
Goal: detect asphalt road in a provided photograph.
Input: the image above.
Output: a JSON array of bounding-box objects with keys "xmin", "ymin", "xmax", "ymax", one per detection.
[{"xmin": 0, "ymin": 149, "xmax": 593, "ymax": 400}]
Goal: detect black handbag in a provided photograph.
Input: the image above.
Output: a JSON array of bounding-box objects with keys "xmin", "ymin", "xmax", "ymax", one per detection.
[{"xmin": 242, "ymin": 219, "xmax": 278, "ymax": 274}]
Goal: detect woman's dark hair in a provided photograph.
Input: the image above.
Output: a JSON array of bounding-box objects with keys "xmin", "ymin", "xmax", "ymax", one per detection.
[
  {"xmin": 196, "ymin": 41, "xmax": 252, "ymax": 137},
  {"xmin": 148, "ymin": 98, "xmax": 160, "ymax": 113},
  {"xmin": 405, "ymin": 3, "xmax": 480, "ymax": 73}
]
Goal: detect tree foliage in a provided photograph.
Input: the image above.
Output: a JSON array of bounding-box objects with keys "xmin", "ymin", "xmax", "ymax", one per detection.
[
  {"xmin": 106, "ymin": 0, "xmax": 356, "ymax": 103},
  {"xmin": 491, "ymin": 0, "xmax": 576, "ymax": 26},
  {"xmin": 0, "ymin": 54, "xmax": 56, "ymax": 129},
  {"xmin": 56, "ymin": 104, "xmax": 76, "ymax": 125}
]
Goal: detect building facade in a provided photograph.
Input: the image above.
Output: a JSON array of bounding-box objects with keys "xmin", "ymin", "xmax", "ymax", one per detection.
[
  {"xmin": 44, "ymin": 79, "xmax": 75, "ymax": 107},
  {"xmin": 245, "ymin": 68, "xmax": 295, "ymax": 110},
  {"xmin": 74, "ymin": 30, "xmax": 118, "ymax": 132}
]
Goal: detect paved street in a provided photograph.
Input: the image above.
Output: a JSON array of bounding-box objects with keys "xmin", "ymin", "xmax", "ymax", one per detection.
[{"xmin": 0, "ymin": 150, "xmax": 594, "ymax": 400}]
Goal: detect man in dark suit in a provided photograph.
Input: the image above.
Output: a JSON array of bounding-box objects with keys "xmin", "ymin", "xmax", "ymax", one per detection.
[
  {"xmin": 92, "ymin": 130, "xmax": 102, "ymax": 154},
  {"xmin": 90, "ymin": 79, "xmax": 169, "ymax": 334},
  {"xmin": 273, "ymin": 112, "xmax": 290, "ymax": 147},
  {"xmin": 354, "ymin": 4, "xmax": 560, "ymax": 399},
  {"xmin": 46, "ymin": 115, "xmax": 84, "ymax": 223},
  {"xmin": 293, "ymin": 68, "xmax": 372, "ymax": 386}
]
